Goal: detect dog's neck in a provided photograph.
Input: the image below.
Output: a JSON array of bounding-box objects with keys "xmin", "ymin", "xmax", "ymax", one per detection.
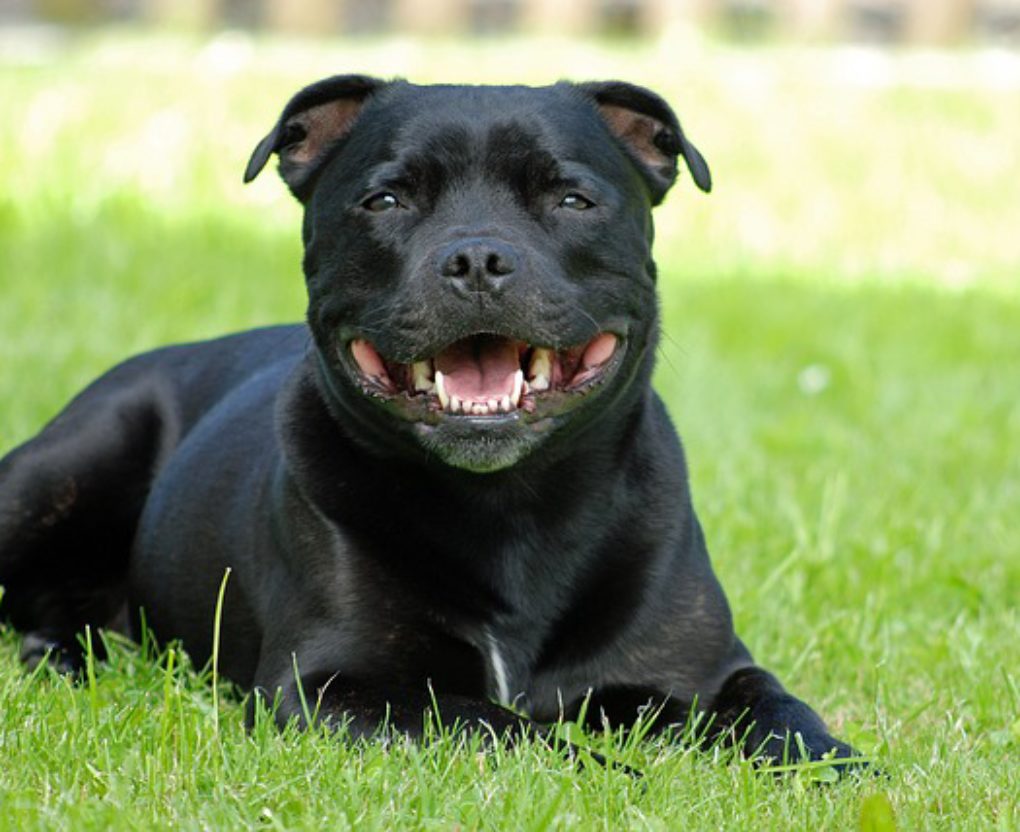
[{"xmin": 280, "ymin": 349, "xmax": 660, "ymax": 565}]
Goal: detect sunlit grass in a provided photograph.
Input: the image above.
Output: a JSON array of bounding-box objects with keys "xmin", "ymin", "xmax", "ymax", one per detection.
[{"xmin": 0, "ymin": 31, "xmax": 1018, "ymax": 830}]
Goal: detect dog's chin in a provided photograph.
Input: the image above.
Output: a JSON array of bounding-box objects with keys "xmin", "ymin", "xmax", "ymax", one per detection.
[
  {"xmin": 411, "ymin": 417, "xmax": 547, "ymax": 473},
  {"xmin": 333, "ymin": 329, "xmax": 627, "ymax": 472}
]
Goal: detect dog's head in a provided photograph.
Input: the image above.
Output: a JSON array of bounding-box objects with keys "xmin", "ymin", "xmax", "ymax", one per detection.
[{"xmin": 246, "ymin": 76, "xmax": 710, "ymax": 472}]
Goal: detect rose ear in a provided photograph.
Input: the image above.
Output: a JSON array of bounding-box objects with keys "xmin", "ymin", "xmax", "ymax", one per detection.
[
  {"xmin": 579, "ymin": 81, "xmax": 711, "ymax": 203},
  {"xmin": 244, "ymin": 74, "xmax": 385, "ymax": 201}
]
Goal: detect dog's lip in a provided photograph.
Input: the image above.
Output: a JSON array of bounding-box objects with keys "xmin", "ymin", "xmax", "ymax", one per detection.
[{"xmin": 336, "ymin": 330, "xmax": 626, "ymax": 423}]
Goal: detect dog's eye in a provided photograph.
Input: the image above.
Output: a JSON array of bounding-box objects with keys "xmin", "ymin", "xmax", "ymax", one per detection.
[
  {"xmin": 362, "ymin": 192, "xmax": 401, "ymax": 212},
  {"xmin": 559, "ymin": 193, "xmax": 595, "ymax": 211}
]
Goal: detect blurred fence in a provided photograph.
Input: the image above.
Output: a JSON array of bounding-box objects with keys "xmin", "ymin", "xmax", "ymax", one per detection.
[{"xmin": 8, "ymin": 0, "xmax": 1020, "ymax": 44}]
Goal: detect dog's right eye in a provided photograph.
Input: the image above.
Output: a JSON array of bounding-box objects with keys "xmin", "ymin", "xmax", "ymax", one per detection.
[{"xmin": 362, "ymin": 192, "xmax": 401, "ymax": 212}]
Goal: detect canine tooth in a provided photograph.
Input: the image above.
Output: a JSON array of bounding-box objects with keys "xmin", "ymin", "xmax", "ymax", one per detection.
[
  {"xmin": 450, "ymin": 395, "xmax": 462, "ymax": 413},
  {"xmin": 500, "ymin": 395, "xmax": 511, "ymax": 412},
  {"xmin": 511, "ymin": 369, "xmax": 524, "ymax": 405},
  {"xmin": 528, "ymin": 348, "xmax": 553, "ymax": 385},
  {"xmin": 412, "ymin": 361, "xmax": 434, "ymax": 392},
  {"xmin": 435, "ymin": 371, "xmax": 450, "ymax": 409},
  {"xmin": 530, "ymin": 372, "xmax": 550, "ymax": 392}
]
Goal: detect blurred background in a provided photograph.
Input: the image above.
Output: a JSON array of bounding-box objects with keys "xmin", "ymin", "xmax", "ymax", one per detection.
[{"xmin": 5, "ymin": 0, "xmax": 1020, "ymax": 43}]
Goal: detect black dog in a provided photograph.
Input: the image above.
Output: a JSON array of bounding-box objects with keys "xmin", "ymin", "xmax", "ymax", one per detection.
[{"xmin": 0, "ymin": 75, "xmax": 856, "ymax": 763}]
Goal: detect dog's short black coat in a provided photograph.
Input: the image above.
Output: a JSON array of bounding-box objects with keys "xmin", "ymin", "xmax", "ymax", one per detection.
[{"xmin": 0, "ymin": 76, "xmax": 857, "ymax": 764}]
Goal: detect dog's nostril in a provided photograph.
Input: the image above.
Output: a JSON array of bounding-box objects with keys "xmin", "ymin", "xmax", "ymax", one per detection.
[
  {"xmin": 486, "ymin": 251, "xmax": 515, "ymax": 276},
  {"xmin": 441, "ymin": 252, "xmax": 472, "ymax": 278},
  {"xmin": 439, "ymin": 240, "xmax": 517, "ymax": 284}
]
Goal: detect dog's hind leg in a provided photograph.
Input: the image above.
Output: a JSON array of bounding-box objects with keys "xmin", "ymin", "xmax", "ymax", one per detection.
[{"xmin": 0, "ymin": 364, "xmax": 180, "ymax": 672}]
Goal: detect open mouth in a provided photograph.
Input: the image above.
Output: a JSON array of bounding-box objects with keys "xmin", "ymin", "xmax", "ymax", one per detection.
[{"xmin": 344, "ymin": 331, "xmax": 621, "ymax": 419}]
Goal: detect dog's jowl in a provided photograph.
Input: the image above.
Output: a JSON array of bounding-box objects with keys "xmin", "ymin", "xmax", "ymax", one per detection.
[{"xmin": 0, "ymin": 76, "xmax": 857, "ymax": 764}]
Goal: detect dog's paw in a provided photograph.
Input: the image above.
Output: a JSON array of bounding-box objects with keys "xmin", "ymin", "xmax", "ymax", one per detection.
[
  {"xmin": 19, "ymin": 631, "xmax": 86, "ymax": 676},
  {"xmin": 711, "ymin": 666, "xmax": 869, "ymax": 777},
  {"xmin": 745, "ymin": 723, "xmax": 866, "ymax": 775}
]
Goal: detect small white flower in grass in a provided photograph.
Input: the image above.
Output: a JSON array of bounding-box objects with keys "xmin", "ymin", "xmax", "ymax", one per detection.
[{"xmin": 797, "ymin": 364, "xmax": 831, "ymax": 396}]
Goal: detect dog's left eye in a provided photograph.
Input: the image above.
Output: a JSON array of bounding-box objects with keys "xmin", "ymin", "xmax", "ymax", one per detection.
[
  {"xmin": 559, "ymin": 193, "xmax": 596, "ymax": 211},
  {"xmin": 362, "ymin": 192, "xmax": 401, "ymax": 212}
]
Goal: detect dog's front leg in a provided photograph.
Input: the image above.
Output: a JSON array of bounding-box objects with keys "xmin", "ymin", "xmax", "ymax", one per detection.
[
  {"xmin": 257, "ymin": 672, "xmax": 636, "ymax": 775},
  {"xmin": 709, "ymin": 666, "xmax": 861, "ymax": 767},
  {"xmin": 560, "ymin": 676, "xmax": 862, "ymax": 770},
  {"xmin": 253, "ymin": 670, "xmax": 535, "ymax": 743}
]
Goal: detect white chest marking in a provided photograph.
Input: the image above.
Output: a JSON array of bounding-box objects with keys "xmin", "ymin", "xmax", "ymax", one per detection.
[{"xmin": 485, "ymin": 630, "xmax": 512, "ymax": 707}]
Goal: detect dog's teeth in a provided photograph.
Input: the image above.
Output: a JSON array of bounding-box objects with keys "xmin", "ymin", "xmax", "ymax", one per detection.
[
  {"xmin": 412, "ymin": 361, "xmax": 434, "ymax": 392},
  {"xmin": 435, "ymin": 376, "xmax": 516, "ymax": 415},
  {"xmin": 435, "ymin": 371, "xmax": 450, "ymax": 409},
  {"xmin": 511, "ymin": 369, "xmax": 524, "ymax": 406},
  {"xmin": 528, "ymin": 348, "xmax": 552, "ymax": 381},
  {"xmin": 528, "ymin": 349, "xmax": 552, "ymax": 392}
]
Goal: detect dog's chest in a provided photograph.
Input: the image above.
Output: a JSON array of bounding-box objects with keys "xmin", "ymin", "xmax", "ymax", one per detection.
[
  {"xmin": 483, "ymin": 627, "xmax": 515, "ymax": 706},
  {"xmin": 469, "ymin": 620, "xmax": 557, "ymax": 714},
  {"xmin": 441, "ymin": 614, "xmax": 537, "ymax": 710}
]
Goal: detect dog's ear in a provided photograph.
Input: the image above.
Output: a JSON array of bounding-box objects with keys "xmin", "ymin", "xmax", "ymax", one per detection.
[
  {"xmin": 244, "ymin": 74, "xmax": 385, "ymax": 200},
  {"xmin": 579, "ymin": 81, "xmax": 711, "ymax": 203}
]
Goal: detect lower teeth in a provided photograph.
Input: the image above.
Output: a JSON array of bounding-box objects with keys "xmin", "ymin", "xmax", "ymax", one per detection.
[{"xmin": 433, "ymin": 368, "xmax": 525, "ymax": 415}]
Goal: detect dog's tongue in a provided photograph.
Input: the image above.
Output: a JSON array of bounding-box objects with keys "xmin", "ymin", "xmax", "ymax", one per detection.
[{"xmin": 435, "ymin": 336, "xmax": 520, "ymax": 401}]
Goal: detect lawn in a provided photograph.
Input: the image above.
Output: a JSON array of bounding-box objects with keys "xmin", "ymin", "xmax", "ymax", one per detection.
[{"xmin": 0, "ymin": 30, "xmax": 1018, "ymax": 830}]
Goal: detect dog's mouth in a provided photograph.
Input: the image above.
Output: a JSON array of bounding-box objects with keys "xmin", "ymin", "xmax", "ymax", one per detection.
[{"xmin": 341, "ymin": 331, "xmax": 622, "ymax": 420}]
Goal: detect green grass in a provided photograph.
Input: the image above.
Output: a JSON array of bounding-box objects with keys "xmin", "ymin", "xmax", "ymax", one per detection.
[{"xmin": 1, "ymin": 31, "xmax": 1019, "ymax": 830}]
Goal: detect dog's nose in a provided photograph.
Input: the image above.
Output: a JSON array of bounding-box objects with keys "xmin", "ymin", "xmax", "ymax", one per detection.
[{"xmin": 438, "ymin": 238, "xmax": 518, "ymax": 294}]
